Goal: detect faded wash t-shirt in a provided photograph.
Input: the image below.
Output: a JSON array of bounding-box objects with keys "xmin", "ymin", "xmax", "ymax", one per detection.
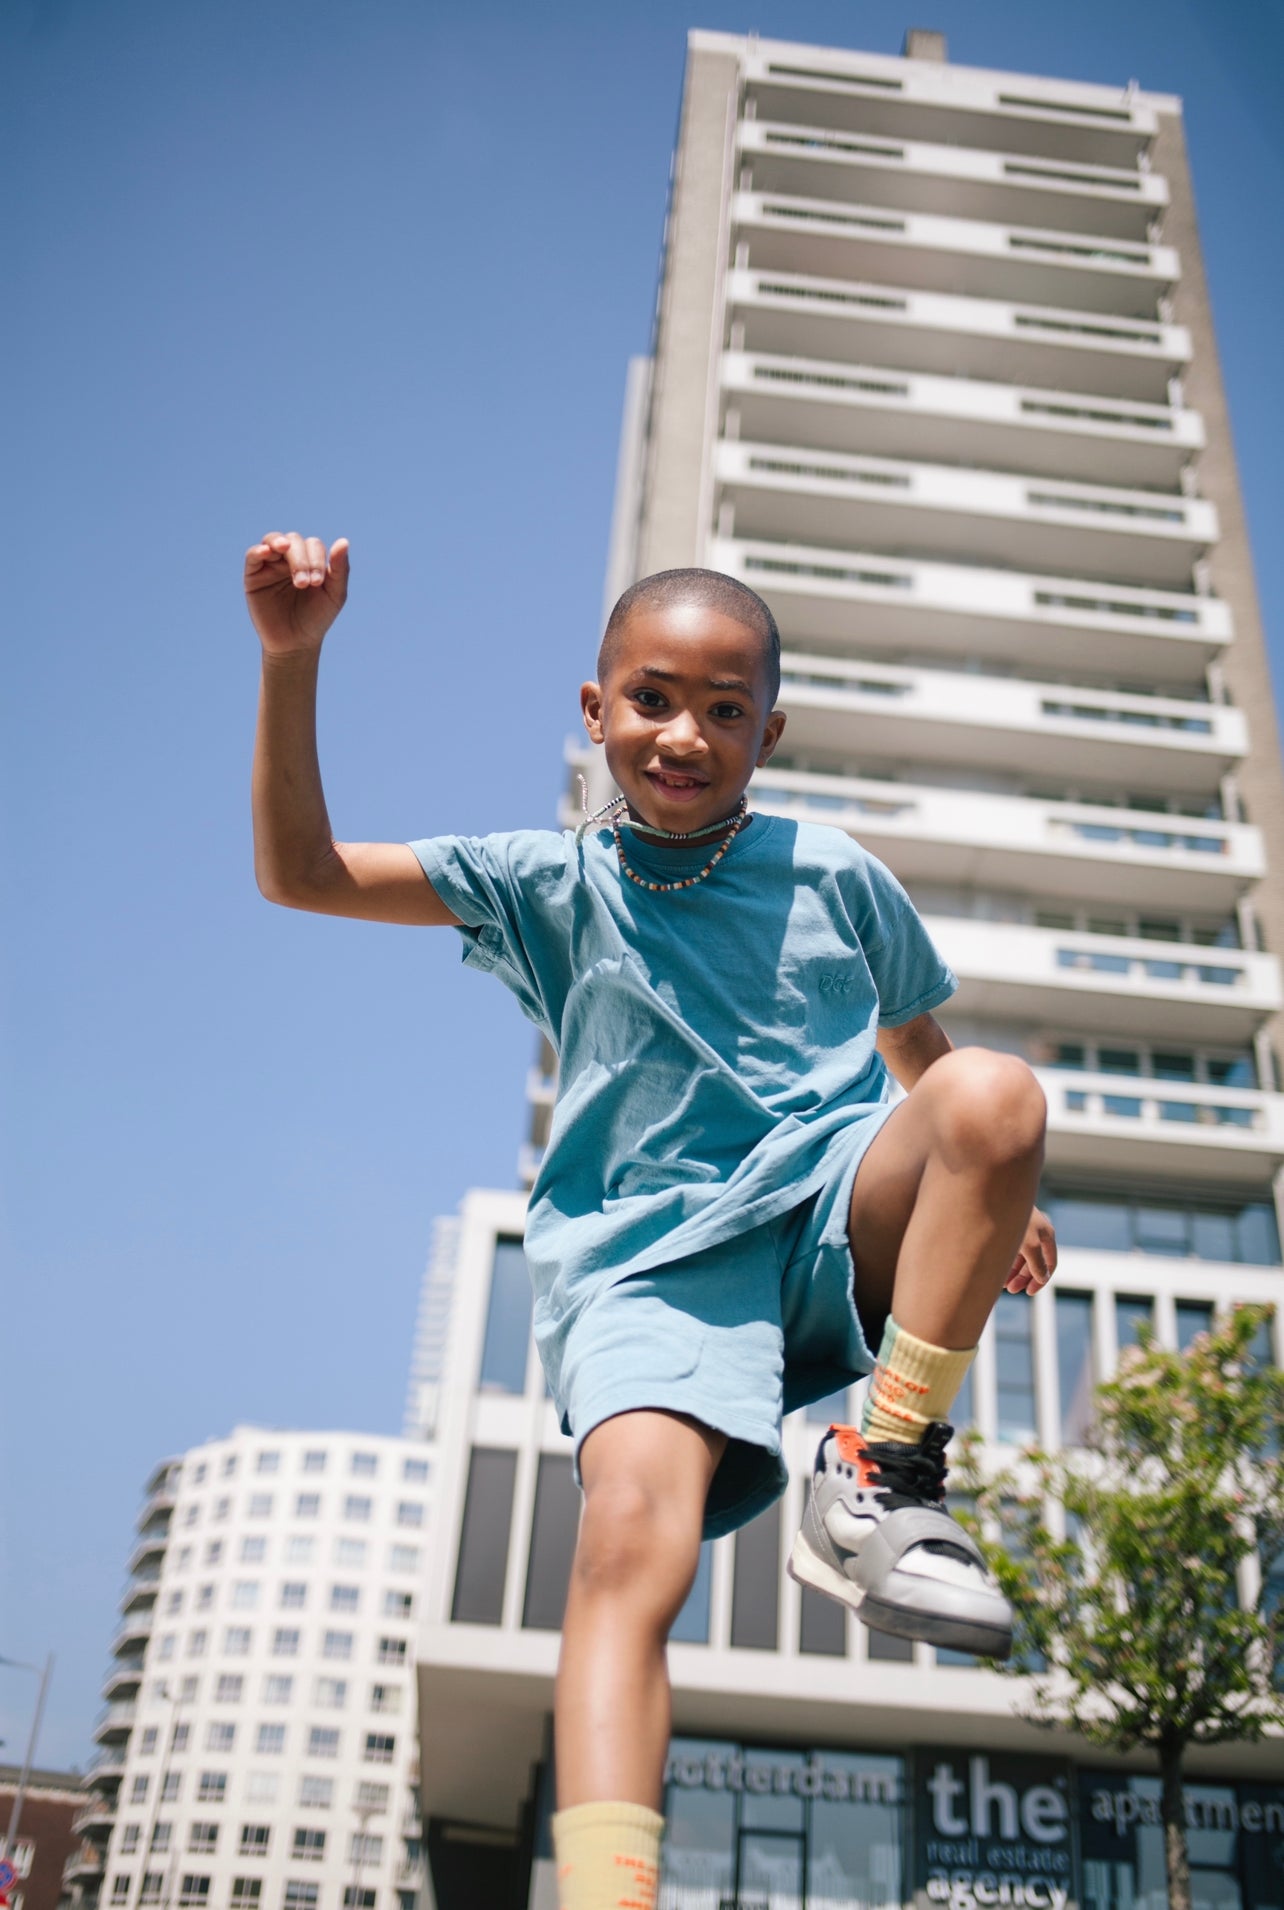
[{"xmin": 409, "ymin": 814, "xmax": 955, "ymax": 1367}]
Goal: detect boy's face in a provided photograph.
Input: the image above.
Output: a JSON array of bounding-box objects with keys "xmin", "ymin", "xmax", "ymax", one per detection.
[{"xmin": 581, "ymin": 601, "xmax": 787, "ymax": 837}]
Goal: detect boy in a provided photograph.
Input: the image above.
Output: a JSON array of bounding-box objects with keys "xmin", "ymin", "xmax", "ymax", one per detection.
[{"xmin": 246, "ymin": 532, "xmax": 1056, "ymax": 1910}]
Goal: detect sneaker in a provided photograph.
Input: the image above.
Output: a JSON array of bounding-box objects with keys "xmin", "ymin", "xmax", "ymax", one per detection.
[{"xmin": 786, "ymin": 1422, "xmax": 1013, "ymax": 1658}]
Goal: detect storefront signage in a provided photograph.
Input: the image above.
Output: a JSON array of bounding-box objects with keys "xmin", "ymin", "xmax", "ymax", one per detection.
[
  {"xmin": 911, "ymin": 1750, "xmax": 1077, "ymax": 1910},
  {"xmin": 664, "ymin": 1747, "xmax": 899, "ymax": 1804}
]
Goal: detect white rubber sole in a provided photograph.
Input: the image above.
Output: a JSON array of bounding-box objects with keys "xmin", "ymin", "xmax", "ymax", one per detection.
[{"xmin": 787, "ymin": 1531, "xmax": 1013, "ymax": 1658}]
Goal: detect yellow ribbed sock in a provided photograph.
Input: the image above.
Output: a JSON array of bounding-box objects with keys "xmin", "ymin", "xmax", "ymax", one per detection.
[
  {"xmin": 551, "ymin": 1801, "xmax": 663, "ymax": 1910},
  {"xmin": 862, "ymin": 1316, "xmax": 977, "ymax": 1446}
]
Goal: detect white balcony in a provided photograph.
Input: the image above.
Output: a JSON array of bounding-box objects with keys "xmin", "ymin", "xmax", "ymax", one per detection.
[
  {"xmin": 1038, "ymin": 1067, "xmax": 1284, "ymax": 1183},
  {"xmin": 84, "ymin": 1747, "xmax": 127, "ymax": 1783},
  {"xmin": 102, "ymin": 1656, "xmax": 146, "ymax": 1700},
  {"xmin": 110, "ymin": 1614, "xmax": 153, "ymax": 1656},
  {"xmin": 721, "ymin": 350, "xmax": 1202, "ymax": 489},
  {"xmin": 72, "ymin": 1802, "xmax": 117, "ymax": 1840},
  {"xmin": 742, "ymin": 48, "xmax": 1157, "ymax": 168},
  {"xmin": 728, "ymin": 270, "xmax": 1190, "ymax": 403},
  {"xmin": 126, "ymin": 1532, "xmax": 168, "ymax": 1576},
  {"xmin": 737, "ymin": 119, "xmax": 1167, "ymax": 240},
  {"xmin": 777, "ymin": 653, "xmax": 1242, "ymax": 795},
  {"xmin": 713, "ymin": 535, "xmax": 1229, "ymax": 688},
  {"xmin": 716, "ymin": 441, "xmax": 1215, "ymax": 590},
  {"xmin": 750, "ymin": 764, "xmax": 1262, "ymax": 909},
  {"xmin": 62, "ymin": 1844, "xmax": 104, "ymax": 1886},
  {"xmin": 928, "ymin": 917, "xmax": 1281, "ymax": 1042},
  {"xmin": 732, "ymin": 191, "xmax": 1178, "ymax": 320},
  {"xmin": 93, "ymin": 1699, "xmax": 137, "ymax": 1743}
]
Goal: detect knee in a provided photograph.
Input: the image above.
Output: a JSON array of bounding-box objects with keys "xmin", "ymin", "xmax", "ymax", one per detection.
[
  {"xmin": 927, "ymin": 1047, "xmax": 1046, "ymax": 1167},
  {"xmin": 572, "ymin": 1478, "xmax": 700, "ymax": 1625}
]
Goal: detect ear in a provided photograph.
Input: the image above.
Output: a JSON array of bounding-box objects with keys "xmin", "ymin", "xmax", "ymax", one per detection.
[
  {"xmin": 756, "ymin": 709, "xmax": 787, "ymax": 767},
  {"xmin": 581, "ymin": 681, "xmax": 606, "ymax": 745}
]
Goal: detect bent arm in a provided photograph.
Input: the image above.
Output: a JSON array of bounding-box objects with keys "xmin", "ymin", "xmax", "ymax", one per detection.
[
  {"xmin": 876, "ymin": 1011, "xmax": 952, "ymax": 1091},
  {"xmin": 247, "ymin": 532, "xmax": 459, "ymax": 926}
]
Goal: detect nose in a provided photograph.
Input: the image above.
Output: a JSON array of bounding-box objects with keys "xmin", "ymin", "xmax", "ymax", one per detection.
[{"xmin": 655, "ymin": 707, "xmax": 706, "ymax": 756}]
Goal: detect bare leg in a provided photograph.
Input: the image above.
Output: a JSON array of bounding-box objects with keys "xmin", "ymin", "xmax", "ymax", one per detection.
[
  {"xmin": 555, "ymin": 1409, "xmax": 726, "ymax": 1810},
  {"xmin": 848, "ymin": 1047, "xmax": 1046, "ymax": 1349}
]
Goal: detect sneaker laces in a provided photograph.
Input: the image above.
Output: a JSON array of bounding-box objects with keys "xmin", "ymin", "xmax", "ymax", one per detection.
[{"xmin": 863, "ymin": 1421, "xmax": 952, "ymax": 1512}]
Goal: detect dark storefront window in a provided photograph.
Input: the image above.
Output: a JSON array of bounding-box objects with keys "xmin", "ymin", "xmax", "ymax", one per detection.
[
  {"xmin": 994, "ymin": 1293, "xmax": 1037, "ymax": 1445},
  {"xmin": 1056, "ymin": 1290, "xmax": 1095, "ymax": 1444},
  {"xmin": 479, "ymin": 1238, "xmax": 532, "ymax": 1393},
  {"xmin": 731, "ymin": 1502, "xmax": 781, "ymax": 1651},
  {"xmin": 1081, "ymin": 1773, "xmax": 1284, "ymax": 1910},
  {"xmin": 522, "ymin": 1454, "xmax": 579, "ymax": 1631},
  {"xmin": 799, "ymin": 1584, "xmax": 846, "ymax": 1657},
  {"xmin": 671, "ymin": 1542, "xmax": 713, "ymax": 1646},
  {"xmin": 1177, "ymin": 1299, "xmax": 1215, "ymax": 1348},
  {"xmin": 450, "ymin": 1448, "xmax": 516, "ymax": 1625},
  {"xmin": 1043, "ymin": 1188, "xmax": 1281, "ymax": 1266},
  {"xmin": 1115, "ymin": 1293, "xmax": 1154, "ymax": 1353}
]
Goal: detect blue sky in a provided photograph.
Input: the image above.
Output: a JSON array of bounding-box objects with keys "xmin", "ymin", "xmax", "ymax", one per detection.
[{"xmin": 3, "ymin": 0, "xmax": 1282, "ymax": 1768}]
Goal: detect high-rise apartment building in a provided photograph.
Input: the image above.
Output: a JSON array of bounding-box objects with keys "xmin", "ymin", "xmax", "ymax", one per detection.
[
  {"xmin": 62, "ymin": 1432, "xmax": 432, "ymax": 1910},
  {"xmin": 411, "ymin": 28, "xmax": 1284, "ymax": 1910}
]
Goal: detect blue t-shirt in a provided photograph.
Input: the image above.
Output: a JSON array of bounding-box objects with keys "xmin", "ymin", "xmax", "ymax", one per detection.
[{"xmin": 410, "ymin": 815, "xmax": 955, "ymax": 1348}]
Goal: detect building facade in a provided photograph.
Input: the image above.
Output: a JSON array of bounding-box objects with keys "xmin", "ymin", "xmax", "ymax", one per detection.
[
  {"xmin": 411, "ymin": 27, "xmax": 1284, "ymax": 1910},
  {"xmin": 62, "ymin": 1431, "xmax": 432, "ymax": 1910}
]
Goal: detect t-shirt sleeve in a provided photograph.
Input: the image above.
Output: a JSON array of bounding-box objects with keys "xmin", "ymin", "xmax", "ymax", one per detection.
[
  {"xmin": 856, "ymin": 851, "xmax": 957, "ymax": 1026},
  {"xmin": 406, "ymin": 830, "xmax": 566, "ymax": 1032}
]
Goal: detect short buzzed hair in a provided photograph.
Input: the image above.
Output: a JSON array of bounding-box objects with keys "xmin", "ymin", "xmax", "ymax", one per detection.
[{"xmin": 599, "ymin": 567, "xmax": 781, "ymax": 703}]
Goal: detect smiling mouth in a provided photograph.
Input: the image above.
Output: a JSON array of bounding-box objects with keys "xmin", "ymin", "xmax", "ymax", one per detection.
[{"xmin": 645, "ymin": 768, "xmax": 710, "ymax": 798}]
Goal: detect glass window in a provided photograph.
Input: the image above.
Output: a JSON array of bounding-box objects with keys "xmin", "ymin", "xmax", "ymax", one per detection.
[
  {"xmin": 402, "ymin": 1457, "xmax": 430, "ymax": 1483},
  {"xmin": 355, "ymin": 1782, "xmax": 390, "ymax": 1811},
  {"xmin": 307, "ymin": 1728, "xmax": 340, "ymax": 1759},
  {"xmin": 522, "ymin": 1454, "xmax": 580, "ymax": 1632},
  {"xmin": 263, "ymin": 1675, "xmax": 293, "ymax": 1703},
  {"xmin": 383, "ymin": 1590, "xmax": 413, "ymax": 1618},
  {"xmin": 479, "ymin": 1238, "xmax": 533, "ymax": 1394},
  {"xmin": 350, "ymin": 1452, "xmax": 378, "ymax": 1476},
  {"xmin": 994, "ymin": 1294, "xmax": 1037, "ymax": 1445},
  {"xmin": 291, "ymin": 1831, "xmax": 325, "ymax": 1862},
  {"xmin": 1134, "ymin": 1201, "xmax": 1194, "ymax": 1256},
  {"xmin": 1056, "ymin": 1291, "xmax": 1095, "ymax": 1444},
  {"xmin": 139, "ymin": 1729, "xmax": 158, "ymax": 1755},
  {"xmin": 272, "ymin": 1629, "xmax": 300, "ymax": 1657},
  {"xmin": 195, "ymin": 1775, "xmax": 225, "ymax": 1804},
  {"xmin": 670, "ymin": 1542, "xmax": 712, "ymax": 1646},
  {"xmin": 662, "ymin": 1739, "xmax": 735, "ymax": 1904},
  {"xmin": 295, "ymin": 1494, "xmax": 321, "ymax": 1519},
  {"xmin": 280, "ymin": 1583, "xmax": 307, "ymax": 1609},
  {"xmin": 1153, "ymin": 1051, "xmax": 1196, "ymax": 1079},
  {"xmin": 139, "ymin": 1877, "xmax": 163, "ymax": 1904},
  {"xmin": 868, "ymin": 1628, "xmax": 913, "ymax": 1661},
  {"xmin": 244, "ymin": 1774, "xmax": 279, "ymax": 1805},
  {"xmin": 1176, "ymin": 1300, "xmax": 1215, "ymax": 1349},
  {"xmin": 1207, "ymin": 1055, "xmax": 1255, "ymax": 1087},
  {"xmin": 799, "ymin": 1584, "xmax": 846, "ymax": 1656},
  {"xmin": 229, "ymin": 1885, "xmax": 261, "ymax": 1910},
  {"xmin": 322, "ymin": 1631, "xmax": 353, "ymax": 1660},
  {"xmin": 299, "ymin": 1777, "xmax": 333, "ymax": 1809},
  {"xmin": 1098, "ymin": 1048, "xmax": 1140, "ymax": 1075},
  {"xmin": 330, "ymin": 1586, "xmax": 359, "ymax": 1613},
  {"xmin": 151, "ymin": 1826, "xmax": 172, "ymax": 1853},
  {"xmin": 177, "ymin": 1877, "xmax": 210, "ymax": 1906},
  {"xmin": 344, "ymin": 1495, "xmax": 373, "ymax": 1523},
  {"xmin": 314, "ymin": 1678, "xmax": 347, "ymax": 1709},
  {"xmin": 188, "ymin": 1826, "xmax": 218, "ymax": 1855},
  {"xmin": 231, "ymin": 1582, "xmax": 259, "ymax": 1611},
  {"xmin": 1045, "ymin": 1193, "xmax": 1131, "ymax": 1253},
  {"xmin": 1116, "ymin": 1295, "xmax": 1154, "ymax": 1352},
  {"xmin": 282, "ymin": 1887, "xmax": 318, "ymax": 1910},
  {"xmin": 951, "ymin": 1363, "xmax": 976, "ymax": 1433},
  {"xmin": 255, "ymin": 1452, "xmax": 280, "ymax": 1475},
  {"xmin": 223, "ymin": 1628, "xmax": 252, "ymax": 1656},
  {"xmin": 206, "ymin": 1723, "xmax": 235, "ymax": 1752},
  {"xmin": 808, "ymin": 1751, "xmax": 903, "ymax": 1907},
  {"xmin": 239, "ymin": 1827, "xmax": 271, "ymax": 1857},
  {"xmin": 256, "ymin": 1724, "xmax": 286, "ymax": 1755},
  {"xmin": 1237, "ymin": 1203, "xmax": 1281, "ymax": 1266},
  {"xmin": 121, "ymin": 1827, "xmax": 141, "ymax": 1853},
  {"xmin": 334, "ymin": 1539, "xmax": 366, "ymax": 1567},
  {"xmin": 1051, "ymin": 1042, "xmax": 1086, "ymax": 1070},
  {"xmin": 388, "ymin": 1545, "xmax": 419, "ymax": 1573},
  {"xmin": 1191, "ymin": 1211, "xmax": 1236, "ymax": 1262},
  {"xmin": 349, "ymin": 1835, "xmax": 383, "ymax": 1865},
  {"xmin": 377, "ymin": 1637, "xmax": 407, "ymax": 1666},
  {"xmin": 451, "ymin": 1447, "xmax": 518, "ymax": 1625},
  {"xmin": 730, "ymin": 1502, "xmax": 780, "ymax": 1650},
  {"xmin": 240, "ymin": 1538, "xmax": 266, "ymax": 1564},
  {"xmin": 395, "ymin": 1501, "xmax": 424, "ymax": 1528},
  {"xmin": 364, "ymin": 1733, "xmax": 395, "ymax": 1764},
  {"xmin": 302, "ymin": 1451, "xmax": 326, "ymax": 1474},
  {"xmin": 248, "ymin": 1495, "xmax": 273, "ymax": 1518}
]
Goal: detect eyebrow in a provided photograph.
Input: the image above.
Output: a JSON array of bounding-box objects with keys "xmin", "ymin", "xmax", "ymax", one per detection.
[{"xmin": 633, "ymin": 667, "xmax": 756, "ymax": 695}]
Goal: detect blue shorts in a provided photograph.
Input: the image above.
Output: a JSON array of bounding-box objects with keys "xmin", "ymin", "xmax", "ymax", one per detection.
[{"xmin": 559, "ymin": 1119, "xmax": 889, "ymax": 1540}]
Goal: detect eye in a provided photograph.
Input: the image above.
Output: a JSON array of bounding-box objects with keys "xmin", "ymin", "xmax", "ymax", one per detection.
[
  {"xmin": 711, "ymin": 701, "xmax": 744, "ymax": 720},
  {"xmin": 631, "ymin": 688, "xmax": 667, "ymax": 710}
]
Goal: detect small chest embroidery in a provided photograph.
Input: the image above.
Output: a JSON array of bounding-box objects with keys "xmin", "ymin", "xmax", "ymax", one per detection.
[{"xmin": 818, "ymin": 973, "xmax": 857, "ymax": 997}]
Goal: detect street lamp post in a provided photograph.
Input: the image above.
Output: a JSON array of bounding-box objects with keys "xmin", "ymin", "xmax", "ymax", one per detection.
[{"xmin": 0, "ymin": 1654, "xmax": 55, "ymax": 1863}]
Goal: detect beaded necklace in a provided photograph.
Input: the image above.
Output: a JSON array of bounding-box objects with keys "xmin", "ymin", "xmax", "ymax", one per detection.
[{"xmin": 576, "ymin": 783, "xmax": 753, "ymax": 894}]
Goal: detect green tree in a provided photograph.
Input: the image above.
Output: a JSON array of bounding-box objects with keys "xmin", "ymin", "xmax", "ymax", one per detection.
[{"xmin": 957, "ymin": 1304, "xmax": 1284, "ymax": 1910}]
